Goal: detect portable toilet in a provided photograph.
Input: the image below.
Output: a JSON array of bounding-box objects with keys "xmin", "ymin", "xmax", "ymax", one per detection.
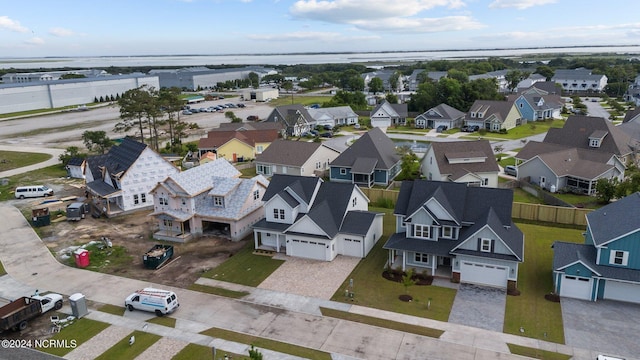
[
  {"xmin": 74, "ymin": 248, "xmax": 90, "ymax": 268},
  {"xmin": 69, "ymin": 293, "xmax": 88, "ymax": 318}
]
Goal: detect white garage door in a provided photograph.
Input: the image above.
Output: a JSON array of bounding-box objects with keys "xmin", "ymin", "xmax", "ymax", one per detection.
[
  {"xmin": 560, "ymin": 275, "xmax": 592, "ymax": 300},
  {"xmin": 603, "ymin": 280, "xmax": 640, "ymax": 303},
  {"xmin": 460, "ymin": 261, "xmax": 508, "ymax": 288},
  {"xmin": 290, "ymin": 239, "xmax": 325, "ymax": 261},
  {"xmin": 342, "ymin": 238, "xmax": 363, "ymax": 258}
]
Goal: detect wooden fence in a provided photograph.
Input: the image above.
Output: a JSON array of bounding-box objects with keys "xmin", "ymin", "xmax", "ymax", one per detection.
[{"xmin": 361, "ymin": 187, "xmax": 592, "ymax": 227}]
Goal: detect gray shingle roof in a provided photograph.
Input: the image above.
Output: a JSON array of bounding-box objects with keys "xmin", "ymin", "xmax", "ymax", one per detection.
[
  {"xmin": 261, "ymin": 174, "xmax": 321, "ymax": 204},
  {"xmin": 587, "ymin": 192, "xmax": 640, "ymax": 246},
  {"xmin": 429, "ymin": 140, "xmax": 499, "ymax": 177},
  {"xmin": 330, "ymin": 127, "xmax": 400, "ymax": 170},
  {"xmin": 256, "ymin": 140, "xmax": 321, "ymax": 167},
  {"xmin": 552, "ymin": 241, "xmax": 640, "ymax": 282},
  {"xmin": 544, "ymin": 116, "xmax": 632, "ymax": 156}
]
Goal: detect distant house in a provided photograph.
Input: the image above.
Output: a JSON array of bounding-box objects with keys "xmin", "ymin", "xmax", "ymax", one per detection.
[
  {"xmin": 307, "ymin": 106, "xmax": 359, "ymax": 127},
  {"xmin": 469, "ymin": 70, "xmax": 509, "ymax": 92},
  {"xmin": 619, "ymin": 108, "xmax": 640, "ymax": 148},
  {"xmin": 264, "ymin": 104, "xmax": 313, "ymax": 137},
  {"xmin": 552, "ymin": 68, "xmax": 608, "ymax": 93},
  {"xmin": 198, "ymin": 128, "xmax": 280, "ymax": 162},
  {"xmin": 329, "ymin": 127, "xmax": 401, "ymax": 188},
  {"xmin": 369, "ymin": 100, "xmax": 408, "ymax": 127},
  {"xmin": 252, "ymin": 174, "xmax": 384, "ymax": 261},
  {"xmin": 85, "ymin": 137, "xmax": 179, "ymax": 217},
  {"xmin": 362, "ymin": 70, "xmax": 403, "ymax": 93},
  {"xmin": 515, "ymin": 116, "xmax": 633, "ymax": 194},
  {"xmin": 421, "ymin": 140, "xmax": 500, "ymax": 187},
  {"xmin": 255, "ymin": 139, "xmax": 341, "ymax": 177},
  {"xmin": 510, "ymin": 87, "xmax": 564, "ymax": 122},
  {"xmin": 150, "ymin": 158, "xmax": 269, "ymax": 242},
  {"xmin": 414, "ymin": 103, "xmax": 465, "ymax": 129},
  {"xmin": 383, "ymin": 180, "xmax": 524, "ymax": 289},
  {"xmin": 65, "ymin": 157, "xmax": 86, "ymax": 179},
  {"xmin": 623, "ymin": 75, "xmax": 640, "ymax": 106},
  {"xmin": 465, "ymin": 100, "xmax": 523, "ymax": 132},
  {"xmin": 553, "ymin": 192, "xmax": 640, "ymax": 303},
  {"xmin": 516, "ymin": 73, "xmax": 547, "ymax": 92}
]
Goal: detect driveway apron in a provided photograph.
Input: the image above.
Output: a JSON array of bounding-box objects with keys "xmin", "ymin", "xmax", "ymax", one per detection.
[{"xmin": 448, "ymin": 283, "xmax": 506, "ymax": 332}]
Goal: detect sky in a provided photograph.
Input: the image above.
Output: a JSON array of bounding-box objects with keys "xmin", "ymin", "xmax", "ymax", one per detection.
[{"xmin": 2, "ymin": 0, "xmax": 640, "ymax": 58}]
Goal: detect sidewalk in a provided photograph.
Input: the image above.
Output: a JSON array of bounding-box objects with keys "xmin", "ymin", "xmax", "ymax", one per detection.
[{"xmin": 0, "ymin": 202, "xmax": 613, "ymax": 360}]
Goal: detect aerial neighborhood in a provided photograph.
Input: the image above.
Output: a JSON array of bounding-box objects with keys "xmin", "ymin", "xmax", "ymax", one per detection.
[{"xmin": 4, "ymin": 56, "xmax": 640, "ymax": 359}]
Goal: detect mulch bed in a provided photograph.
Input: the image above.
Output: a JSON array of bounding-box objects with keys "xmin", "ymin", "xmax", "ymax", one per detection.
[
  {"xmin": 398, "ymin": 294, "xmax": 413, "ymax": 302},
  {"xmin": 382, "ymin": 270, "xmax": 433, "ymax": 285},
  {"xmin": 544, "ymin": 293, "xmax": 561, "ymax": 302}
]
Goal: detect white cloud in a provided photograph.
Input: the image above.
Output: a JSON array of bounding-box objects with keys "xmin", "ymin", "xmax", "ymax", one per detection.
[
  {"xmin": 49, "ymin": 27, "xmax": 75, "ymax": 37},
  {"xmin": 24, "ymin": 37, "xmax": 45, "ymax": 45},
  {"xmin": 353, "ymin": 15, "xmax": 484, "ymax": 33},
  {"xmin": 0, "ymin": 16, "xmax": 29, "ymax": 33},
  {"xmin": 248, "ymin": 30, "xmax": 378, "ymax": 42},
  {"xmin": 489, "ymin": 0, "xmax": 556, "ymax": 10},
  {"xmin": 290, "ymin": 0, "xmax": 466, "ymax": 23}
]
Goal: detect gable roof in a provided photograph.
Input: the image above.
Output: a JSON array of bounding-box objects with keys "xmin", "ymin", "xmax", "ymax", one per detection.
[
  {"xmin": 156, "ymin": 158, "xmax": 240, "ymax": 196},
  {"xmin": 330, "ymin": 127, "xmax": 400, "ymax": 170},
  {"xmin": 428, "ymin": 140, "xmax": 499, "ymax": 179},
  {"xmin": 305, "ymin": 182, "xmax": 356, "ymax": 237},
  {"xmin": 256, "ymin": 140, "xmax": 328, "ymax": 167},
  {"xmin": 544, "ymin": 116, "xmax": 633, "ymax": 156},
  {"xmin": 217, "ymin": 121, "xmax": 283, "ymax": 132},
  {"xmin": 417, "ymin": 103, "xmax": 465, "ymax": 120},
  {"xmin": 261, "ymin": 174, "xmax": 321, "ymax": 205},
  {"xmin": 86, "ymin": 137, "xmax": 147, "ymax": 179},
  {"xmin": 199, "ymin": 129, "xmax": 279, "ymax": 149},
  {"xmin": 553, "ymin": 241, "xmax": 640, "ymax": 283},
  {"xmin": 307, "ymin": 106, "xmax": 357, "ymax": 121},
  {"xmin": 370, "ymin": 100, "xmax": 408, "ymax": 118},
  {"xmin": 393, "ymin": 180, "xmax": 523, "ymax": 260},
  {"xmin": 587, "ymin": 192, "xmax": 640, "ymax": 247},
  {"xmin": 468, "ymin": 100, "xmax": 515, "ymax": 122},
  {"xmin": 264, "ymin": 104, "xmax": 313, "ymax": 127}
]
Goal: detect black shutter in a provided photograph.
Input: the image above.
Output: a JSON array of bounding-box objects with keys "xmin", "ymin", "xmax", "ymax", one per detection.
[
  {"xmin": 477, "ymin": 238, "xmax": 481, "ymax": 251},
  {"xmin": 490, "ymin": 239, "xmax": 495, "ymax": 253}
]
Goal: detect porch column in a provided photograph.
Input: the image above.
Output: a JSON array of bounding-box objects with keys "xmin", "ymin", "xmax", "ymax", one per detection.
[
  {"xmin": 254, "ymin": 231, "xmax": 259, "ymax": 249},
  {"xmin": 402, "ymin": 251, "xmax": 406, "ymax": 271},
  {"xmin": 431, "ymin": 255, "xmax": 436, "ymax": 276},
  {"xmin": 388, "ymin": 250, "xmax": 393, "ymax": 268}
]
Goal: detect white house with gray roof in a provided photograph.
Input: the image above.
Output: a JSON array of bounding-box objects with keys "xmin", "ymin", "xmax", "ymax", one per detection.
[
  {"xmin": 552, "ymin": 68, "xmax": 608, "ymax": 93},
  {"xmin": 252, "ymin": 174, "xmax": 383, "ymax": 261},
  {"xmin": 150, "ymin": 158, "xmax": 269, "ymax": 242},
  {"xmin": 255, "ymin": 139, "xmax": 341, "ymax": 177},
  {"xmin": 307, "ymin": 106, "xmax": 358, "ymax": 127}
]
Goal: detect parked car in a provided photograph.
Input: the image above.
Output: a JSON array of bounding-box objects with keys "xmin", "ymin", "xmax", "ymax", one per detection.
[
  {"xmin": 323, "ymin": 124, "xmax": 333, "ymax": 131},
  {"xmin": 182, "ymin": 110, "xmax": 193, "ymax": 115},
  {"xmin": 461, "ymin": 125, "xmax": 470, "ymax": 132},
  {"xmin": 236, "ymin": 103, "xmax": 246, "ymax": 108},
  {"xmin": 471, "ymin": 125, "xmax": 480, "ymax": 132},
  {"xmin": 310, "ymin": 130, "xmax": 319, "ymax": 136},
  {"xmin": 320, "ymin": 132, "xmax": 333, "ymax": 138},
  {"xmin": 246, "ymin": 115, "xmax": 259, "ymax": 121},
  {"xmin": 125, "ymin": 288, "xmax": 179, "ymax": 317},
  {"xmin": 436, "ymin": 125, "xmax": 448, "ymax": 133},
  {"xmin": 504, "ymin": 165, "xmax": 517, "ymax": 177}
]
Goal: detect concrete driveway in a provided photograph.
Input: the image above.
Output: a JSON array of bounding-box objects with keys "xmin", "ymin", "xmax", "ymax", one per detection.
[
  {"xmin": 562, "ymin": 298, "xmax": 640, "ymax": 359},
  {"xmin": 448, "ymin": 284, "xmax": 506, "ymax": 332}
]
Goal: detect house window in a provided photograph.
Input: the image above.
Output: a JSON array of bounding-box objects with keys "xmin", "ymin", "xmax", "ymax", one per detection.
[
  {"xmin": 141, "ymin": 193, "xmax": 146, "ymax": 203},
  {"xmin": 352, "ymin": 197, "xmax": 357, "ymax": 207},
  {"xmin": 133, "ymin": 194, "xmax": 139, "ymax": 205},
  {"xmin": 159, "ymin": 197, "xmax": 168, "ymax": 205},
  {"xmin": 316, "ymin": 161, "xmax": 321, "ymax": 169},
  {"xmin": 279, "ymin": 209, "xmax": 285, "ymax": 219},
  {"xmin": 414, "ymin": 224, "xmax": 430, "ymax": 239},
  {"xmin": 257, "ymin": 164, "xmax": 271, "ymax": 175},
  {"xmin": 483, "ymin": 178, "xmax": 489, "ymax": 186},
  {"xmin": 589, "ymin": 139, "xmax": 600, "ymax": 148},
  {"xmin": 163, "ymin": 219, "xmax": 173, "ymax": 227},
  {"xmin": 256, "ymin": 145, "xmax": 264, "ymax": 153},
  {"xmin": 414, "ymin": 253, "xmax": 429, "ymax": 264},
  {"xmin": 273, "ymin": 208, "xmax": 285, "ymax": 220},
  {"xmin": 442, "ymin": 226, "xmax": 453, "ymax": 239},
  {"xmin": 213, "ymin": 196, "xmax": 224, "ymax": 207},
  {"xmin": 273, "ymin": 209, "xmax": 279, "ymax": 219},
  {"xmin": 610, "ymin": 250, "xmax": 629, "ymax": 266},
  {"xmin": 340, "ymin": 168, "xmax": 347, "ymax": 175},
  {"xmin": 481, "ymin": 238, "xmax": 492, "ymax": 252},
  {"xmin": 253, "ymin": 189, "xmax": 260, "ymax": 200}
]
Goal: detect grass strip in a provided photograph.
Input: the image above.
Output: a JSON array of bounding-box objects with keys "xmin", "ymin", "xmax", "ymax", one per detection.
[
  {"xmin": 200, "ymin": 327, "xmax": 332, "ymax": 360},
  {"xmin": 98, "ymin": 303, "xmax": 126, "ymax": 316},
  {"xmin": 172, "ymin": 343, "xmax": 245, "ymax": 360},
  {"xmin": 36, "ymin": 318, "xmax": 110, "ymax": 356},
  {"xmin": 94, "ymin": 330, "xmax": 161, "ymax": 360},
  {"xmin": 146, "ymin": 316, "xmax": 177, "ymax": 328},
  {"xmin": 507, "ymin": 343, "xmax": 572, "ymax": 360},
  {"xmin": 188, "ymin": 283, "xmax": 249, "ymax": 299},
  {"xmin": 320, "ymin": 306, "xmax": 443, "ymax": 338}
]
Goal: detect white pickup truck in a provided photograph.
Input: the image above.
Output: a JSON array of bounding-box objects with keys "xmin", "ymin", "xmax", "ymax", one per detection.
[{"xmin": 0, "ymin": 293, "xmax": 63, "ymax": 332}]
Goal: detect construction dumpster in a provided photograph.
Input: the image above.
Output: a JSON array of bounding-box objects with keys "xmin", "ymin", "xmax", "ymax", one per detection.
[{"xmin": 143, "ymin": 245, "xmax": 174, "ymax": 269}]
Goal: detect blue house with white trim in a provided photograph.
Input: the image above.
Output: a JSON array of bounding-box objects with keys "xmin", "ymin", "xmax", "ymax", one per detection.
[{"xmin": 553, "ymin": 192, "xmax": 640, "ymax": 303}]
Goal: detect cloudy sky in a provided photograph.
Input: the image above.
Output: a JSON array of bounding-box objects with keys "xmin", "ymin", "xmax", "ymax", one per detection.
[{"xmin": 2, "ymin": 0, "xmax": 640, "ymax": 57}]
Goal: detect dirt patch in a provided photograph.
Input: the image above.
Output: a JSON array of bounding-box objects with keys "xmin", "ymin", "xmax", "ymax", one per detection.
[{"xmin": 14, "ymin": 180, "xmax": 248, "ymax": 289}]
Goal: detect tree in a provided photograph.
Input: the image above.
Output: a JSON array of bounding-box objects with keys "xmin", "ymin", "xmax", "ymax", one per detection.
[
  {"xmin": 158, "ymin": 87, "xmax": 184, "ymax": 153},
  {"xmin": 402, "ymin": 268, "xmax": 416, "ymax": 294},
  {"xmin": 505, "ymin": 70, "xmax": 529, "ymax": 92},
  {"xmin": 369, "ymin": 77, "xmax": 384, "ymax": 94},
  {"xmin": 385, "ymin": 93, "xmax": 398, "ymax": 104},
  {"xmin": 59, "ymin": 146, "xmax": 85, "ymax": 167},
  {"xmin": 248, "ymin": 72, "xmax": 260, "ymax": 88},
  {"xmin": 281, "ymin": 81, "xmax": 294, "ymax": 93},
  {"xmin": 388, "ymin": 71, "xmax": 401, "ymax": 92},
  {"xmin": 119, "ymin": 86, "xmax": 153, "ymax": 144},
  {"xmin": 248, "ymin": 345, "xmax": 263, "ymax": 360},
  {"xmin": 82, "ymin": 131, "xmax": 112, "ymax": 154},
  {"xmin": 596, "ymin": 178, "xmax": 618, "ymax": 204},
  {"xmin": 397, "ymin": 146, "xmax": 420, "ymax": 180}
]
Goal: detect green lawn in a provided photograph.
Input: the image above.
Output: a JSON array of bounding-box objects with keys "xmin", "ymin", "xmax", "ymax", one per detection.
[
  {"xmin": 98, "ymin": 303, "xmax": 126, "ymax": 316},
  {"xmin": 513, "ymin": 188, "xmax": 543, "ymax": 204},
  {"xmin": 330, "ymin": 207, "xmax": 457, "ymax": 322},
  {"xmin": 463, "ymin": 119, "xmax": 565, "ymax": 140},
  {"xmin": 268, "ymin": 95, "xmax": 332, "ymax": 107},
  {"xmin": 188, "ymin": 283, "xmax": 249, "ymax": 298},
  {"xmin": 507, "ymin": 343, "xmax": 572, "ymax": 360},
  {"xmin": 239, "ymin": 166, "xmax": 257, "ymax": 178},
  {"xmin": 0, "ymin": 164, "xmax": 68, "ymax": 201},
  {"xmin": 201, "ymin": 241, "xmax": 284, "ymax": 287},
  {"xmin": 504, "ymin": 223, "xmax": 585, "ymax": 343},
  {"xmin": 200, "ymin": 327, "xmax": 332, "ymax": 360},
  {"xmin": 0, "ymin": 150, "xmax": 52, "ymax": 172},
  {"xmin": 172, "ymin": 343, "xmax": 245, "ymax": 360},
  {"xmin": 146, "ymin": 316, "xmax": 177, "ymax": 328},
  {"xmin": 37, "ymin": 318, "xmax": 110, "ymax": 356},
  {"xmin": 95, "ymin": 330, "xmax": 161, "ymax": 360}
]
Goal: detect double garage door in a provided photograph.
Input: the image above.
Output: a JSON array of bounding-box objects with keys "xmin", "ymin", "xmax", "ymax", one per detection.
[
  {"xmin": 604, "ymin": 280, "xmax": 640, "ymax": 303},
  {"xmin": 460, "ymin": 261, "xmax": 508, "ymax": 288},
  {"xmin": 559, "ymin": 275, "xmax": 592, "ymax": 300},
  {"xmin": 289, "ymin": 239, "xmax": 326, "ymax": 261}
]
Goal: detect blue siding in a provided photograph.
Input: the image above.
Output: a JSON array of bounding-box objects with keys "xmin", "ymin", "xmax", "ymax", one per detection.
[
  {"xmin": 597, "ymin": 232, "xmax": 640, "ymax": 270},
  {"xmin": 563, "ymin": 262, "xmax": 594, "ymax": 278},
  {"xmin": 584, "ymin": 227, "xmax": 594, "ymax": 246},
  {"xmin": 374, "ymin": 169, "xmax": 388, "ymax": 184},
  {"xmin": 330, "ymin": 166, "xmax": 351, "ymax": 181},
  {"xmin": 515, "ymin": 98, "xmax": 534, "ymax": 121}
]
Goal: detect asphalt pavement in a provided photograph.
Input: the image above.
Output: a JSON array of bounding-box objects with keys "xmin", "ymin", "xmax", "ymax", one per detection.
[{"xmin": 0, "ymin": 202, "xmax": 612, "ymax": 360}]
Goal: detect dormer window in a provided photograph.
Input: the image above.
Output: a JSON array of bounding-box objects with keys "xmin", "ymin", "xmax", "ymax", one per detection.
[
  {"xmin": 442, "ymin": 226, "xmax": 454, "ymax": 239},
  {"xmin": 413, "ymin": 224, "xmax": 431, "ymax": 239},
  {"xmin": 589, "ymin": 139, "xmax": 600, "ymax": 148},
  {"xmin": 213, "ymin": 196, "xmax": 224, "ymax": 207},
  {"xmin": 610, "ymin": 250, "xmax": 628, "ymax": 266},
  {"xmin": 480, "ymin": 238, "xmax": 492, "ymax": 252}
]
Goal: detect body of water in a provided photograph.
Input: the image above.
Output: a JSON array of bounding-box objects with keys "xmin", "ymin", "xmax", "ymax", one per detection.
[{"xmin": 2, "ymin": 45, "xmax": 640, "ymax": 69}]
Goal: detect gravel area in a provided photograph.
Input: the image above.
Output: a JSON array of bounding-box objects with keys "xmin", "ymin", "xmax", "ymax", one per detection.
[
  {"xmin": 258, "ymin": 254, "xmax": 360, "ymax": 299},
  {"xmin": 133, "ymin": 337, "xmax": 189, "ymax": 360},
  {"xmin": 65, "ymin": 325, "xmax": 131, "ymax": 360}
]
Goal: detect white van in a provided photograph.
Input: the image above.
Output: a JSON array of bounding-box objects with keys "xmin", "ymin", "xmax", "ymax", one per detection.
[
  {"xmin": 15, "ymin": 185, "xmax": 54, "ymax": 199},
  {"xmin": 124, "ymin": 288, "xmax": 179, "ymax": 316}
]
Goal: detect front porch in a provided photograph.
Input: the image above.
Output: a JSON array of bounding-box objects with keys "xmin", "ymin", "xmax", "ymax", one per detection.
[
  {"xmin": 153, "ymin": 229, "xmax": 194, "ymax": 243},
  {"xmin": 387, "ymin": 249, "xmax": 453, "ymax": 279}
]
